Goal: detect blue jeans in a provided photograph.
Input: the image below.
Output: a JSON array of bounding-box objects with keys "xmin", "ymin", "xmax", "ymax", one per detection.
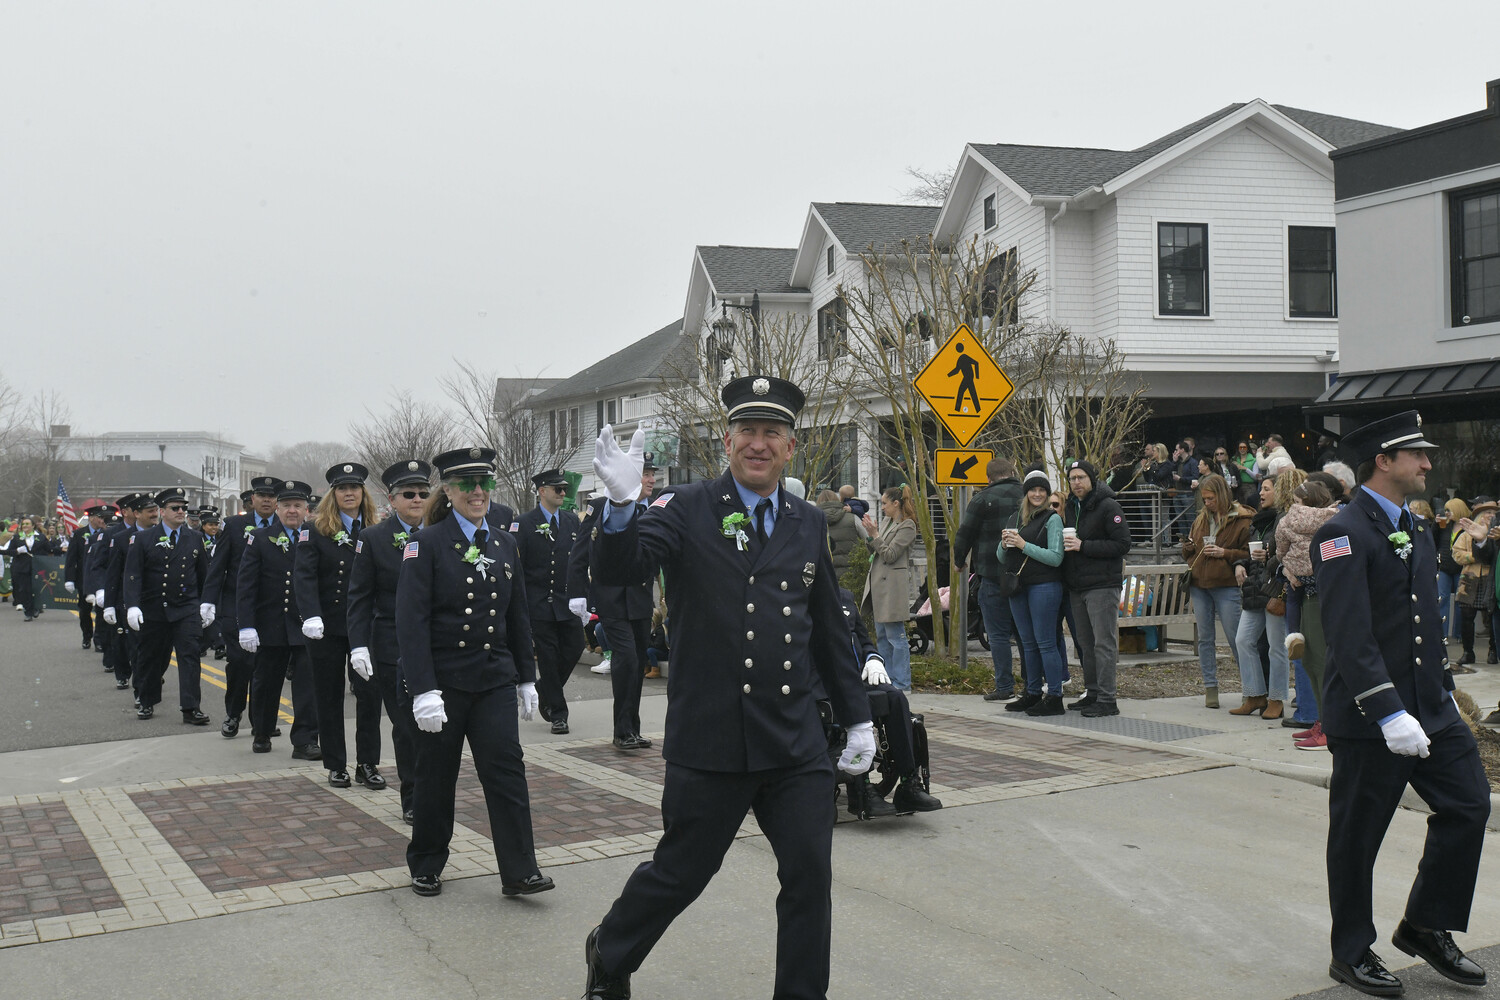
[
  {"xmin": 1010, "ymin": 580, "xmax": 1066, "ymax": 696},
  {"xmin": 1236, "ymin": 607, "xmax": 1289, "ymax": 700},
  {"xmin": 1437, "ymin": 570, "xmax": 1460, "ymax": 638},
  {"xmin": 1191, "ymin": 585, "xmax": 1241, "ymax": 689},
  {"xmin": 976, "ymin": 578, "xmax": 1020, "ymax": 695},
  {"xmin": 875, "ymin": 621, "xmax": 912, "ymax": 691}
]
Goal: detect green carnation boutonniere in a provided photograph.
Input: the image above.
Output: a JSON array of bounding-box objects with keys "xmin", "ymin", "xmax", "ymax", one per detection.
[
  {"xmin": 1388, "ymin": 530, "xmax": 1412, "ymax": 561},
  {"xmin": 535, "ymin": 522, "xmax": 553, "ymax": 540},
  {"xmin": 462, "ymin": 542, "xmax": 495, "ymax": 577},
  {"xmin": 333, "ymin": 530, "xmax": 353, "ymax": 547},
  {"xmin": 391, "ymin": 530, "xmax": 409, "ymax": 549},
  {"xmin": 243, "ymin": 524, "xmax": 256, "ymax": 538},
  {"xmin": 721, "ymin": 512, "xmax": 750, "ymax": 551},
  {"xmin": 155, "ymin": 534, "xmax": 173, "ymax": 549},
  {"xmin": 271, "ymin": 533, "xmax": 290, "ymax": 552}
]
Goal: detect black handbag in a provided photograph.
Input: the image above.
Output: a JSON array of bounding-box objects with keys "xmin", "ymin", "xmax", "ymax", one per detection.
[{"xmin": 997, "ymin": 555, "xmax": 1029, "ymax": 598}]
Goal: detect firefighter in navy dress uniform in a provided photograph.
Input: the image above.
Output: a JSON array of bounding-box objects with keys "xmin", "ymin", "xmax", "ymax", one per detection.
[
  {"xmin": 64, "ymin": 506, "xmax": 107, "ymax": 649},
  {"xmin": 195, "ymin": 507, "xmax": 223, "ymax": 659},
  {"xmin": 95, "ymin": 495, "xmax": 141, "ymax": 689},
  {"xmin": 81, "ymin": 504, "xmax": 116, "ymax": 661},
  {"xmin": 237, "ymin": 480, "xmax": 322, "ymax": 758},
  {"xmin": 515, "ymin": 468, "xmax": 584, "ymax": 734},
  {"xmin": 106, "ymin": 495, "xmax": 158, "ymax": 698},
  {"xmin": 296, "ymin": 463, "xmax": 386, "ymax": 790},
  {"xmin": 396, "ymin": 447, "xmax": 553, "ymax": 899},
  {"xmin": 581, "ymin": 376, "xmax": 875, "ymax": 1000},
  {"xmin": 206, "ymin": 480, "xmax": 280, "ymax": 737},
  {"xmin": 1312, "ymin": 410, "xmax": 1490, "ymax": 997},
  {"xmin": 347, "ymin": 459, "xmax": 430, "ymax": 824},
  {"xmin": 124, "ymin": 488, "xmax": 211, "ymax": 723}
]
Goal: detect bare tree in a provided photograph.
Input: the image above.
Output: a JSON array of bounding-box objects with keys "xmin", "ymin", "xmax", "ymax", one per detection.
[
  {"xmin": 347, "ymin": 389, "xmax": 457, "ymax": 493},
  {"xmin": 265, "ymin": 440, "xmax": 352, "ymax": 490},
  {"xmin": 901, "ymin": 165, "xmax": 955, "ymax": 205}
]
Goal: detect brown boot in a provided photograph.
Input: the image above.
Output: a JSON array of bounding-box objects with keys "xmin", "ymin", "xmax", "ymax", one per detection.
[
  {"xmin": 1262, "ymin": 700, "xmax": 1284, "ymax": 720},
  {"xmin": 1204, "ymin": 687, "xmax": 1219, "ymax": 709},
  {"xmin": 1229, "ymin": 695, "xmax": 1267, "ymax": 716}
]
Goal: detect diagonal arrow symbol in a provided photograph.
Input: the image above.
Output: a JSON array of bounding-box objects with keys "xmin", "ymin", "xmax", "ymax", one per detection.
[{"xmin": 950, "ymin": 455, "xmax": 979, "ymax": 480}]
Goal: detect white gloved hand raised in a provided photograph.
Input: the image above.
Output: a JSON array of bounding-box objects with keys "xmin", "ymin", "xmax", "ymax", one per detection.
[
  {"xmin": 238, "ymin": 627, "xmax": 260, "ymax": 653},
  {"xmin": 518, "ymin": 681, "xmax": 539, "ymax": 721},
  {"xmin": 413, "ymin": 690, "xmax": 447, "ymax": 733},
  {"xmin": 126, "ymin": 607, "xmax": 144, "ymax": 631},
  {"xmin": 199, "ymin": 603, "xmax": 215, "ymax": 628},
  {"xmin": 349, "ymin": 646, "xmax": 373, "ymax": 681},
  {"xmin": 94, "ymin": 589, "xmax": 105, "ymax": 608},
  {"xmin": 1379, "ymin": 711, "xmax": 1431, "ymax": 758},
  {"xmin": 568, "ymin": 598, "xmax": 590, "ymax": 627},
  {"xmin": 65, "ymin": 581, "xmax": 75, "ymax": 595},
  {"xmin": 861, "ymin": 657, "xmax": 890, "ymax": 687},
  {"xmin": 593, "ymin": 424, "xmax": 645, "ymax": 504},
  {"xmin": 301, "ymin": 616, "xmax": 324, "ymax": 640},
  {"xmin": 103, "ymin": 607, "xmax": 117, "ymax": 625},
  {"xmin": 838, "ymin": 721, "xmax": 877, "ymax": 775}
]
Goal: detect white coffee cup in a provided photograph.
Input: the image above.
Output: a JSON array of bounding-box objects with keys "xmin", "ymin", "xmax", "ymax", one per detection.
[
  {"xmin": 1248, "ymin": 541, "xmax": 1265, "ymax": 555},
  {"xmin": 1062, "ymin": 527, "xmax": 1078, "ymax": 540}
]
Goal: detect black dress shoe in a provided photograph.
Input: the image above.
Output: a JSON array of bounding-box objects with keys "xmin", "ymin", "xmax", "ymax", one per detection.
[
  {"xmin": 327, "ymin": 769, "xmax": 352, "ymax": 788},
  {"xmin": 82, "ymin": 639, "xmax": 92, "ymax": 649},
  {"xmin": 252, "ymin": 740, "xmax": 272, "ymax": 753},
  {"xmin": 411, "ymin": 874, "xmax": 441, "ymax": 897},
  {"xmin": 847, "ymin": 781, "xmax": 897, "ymax": 819},
  {"xmin": 1329, "ymin": 950, "xmax": 1403, "ymax": 997},
  {"xmin": 182, "ymin": 708, "xmax": 211, "ymax": 726},
  {"xmin": 213, "ymin": 647, "xmax": 226, "ymax": 660},
  {"xmin": 1067, "ymin": 693, "xmax": 1097, "ymax": 712},
  {"xmin": 137, "ymin": 705, "xmax": 155, "ymax": 720},
  {"xmin": 402, "ymin": 808, "xmax": 415, "ymax": 825},
  {"xmin": 550, "ymin": 718, "xmax": 570, "ymax": 735},
  {"xmin": 221, "ymin": 715, "xmax": 240, "ymax": 738},
  {"xmin": 1081, "ymin": 702, "xmax": 1120, "ymax": 718},
  {"xmin": 272, "ymin": 727, "xmax": 282, "ymax": 737},
  {"xmin": 354, "ymin": 763, "xmax": 387, "ymax": 790},
  {"xmin": 1005, "ymin": 692, "xmax": 1041, "ymax": 713},
  {"xmin": 892, "ymin": 778, "xmax": 943, "ymax": 812},
  {"xmin": 612, "ymin": 734, "xmax": 649, "ymax": 751},
  {"xmin": 1392, "ymin": 918, "xmax": 1487, "ymax": 986},
  {"xmin": 115, "ymin": 678, "xmax": 130, "ymax": 690},
  {"xmin": 1489, "ymin": 649, "xmax": 1499, "ymax": 665},
  {"xmin": 539, "ymin": 705, "xmax": 553, "ymax": 723},
  {"xmin": 1461, "ymin": 649, "xmax": 1476, "ymax": 664},
  {"xmin": 501, "ymin": 873, "xmax": 555, "ymax": 896},
  {"xmin": 291, "ymin": 743, "xmax": 323, "ymax": 761},
  {"xmin": 584, "ymin": 925, "xmax": 631, "ymax": 1000}
]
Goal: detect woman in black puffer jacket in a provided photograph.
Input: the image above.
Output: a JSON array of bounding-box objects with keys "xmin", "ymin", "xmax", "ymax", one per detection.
[{"xmin": 1230, "ymin": 477, "xmax": 1289, "ymax": 719}]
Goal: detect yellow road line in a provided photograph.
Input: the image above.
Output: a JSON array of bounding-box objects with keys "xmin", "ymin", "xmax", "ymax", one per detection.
[{"xmin": 165, "ymin": 653, "xmax": 295, "ymax": 725}]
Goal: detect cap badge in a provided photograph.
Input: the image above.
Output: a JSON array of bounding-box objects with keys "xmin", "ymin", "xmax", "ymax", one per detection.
[
  {"xmin": 407, "ymin": 461, "xmax": 419, "ymax": 471},
  {"xmin": 753, "ymin": 378, "xmax": 770, "ymax": 395},
  {"xmin": 285, "ymin": 481, "xmax": 294, "ymax": 489},
  {"xmin": 343, "ymin": 464, "xmax": 353, "ymax": 473},
  {"xmin": 469, "ymin": 448, "xmax": 481, "ymax": 458}
]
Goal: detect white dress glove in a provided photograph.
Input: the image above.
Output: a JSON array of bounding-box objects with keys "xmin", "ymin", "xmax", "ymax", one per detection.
[
  {"xmin": 518, "ymin": 681, "xmax": 539, "ymax": 721},
  {"xmin": 413, "ymin": 690, "xmax": 447, "ymax": 733},
  {"xmin": 84, "ymin": 592, "xmax": 96, "ymax": 606},
  {"xmin": 199, "ymin": 603, "xmax": 215, "ymax": 628},
  {"xmin": 1379, "ymin": 711, "xmax": 1431, "ymax": 758},
  {"xmin": 838, "ymin": 721, "xmax": 877, "ymax": 775},
  {"xmin": 103, "ymin": 607, "xmax": 117, "ymax": 625},
  {"xmin": 861, "ymin": 657, "xmax": 890, "ymax": 687},
  {"xmin": 593, "ymin": 424, "xmax": 645, "ymax": 503},
  {"xmin": 301, "ymin": 616, "xmax": 324, "ymax": 640},
  {"xmin": 568, "ymin": 598, "xmax": 590, "ymax": 627},
  {"xmin": 94, "ymin": 589, "xmax": 105, "ymax": 608},
  {"xmin": 65, "ymin": 581, "xmax": 75, "ymax": 594},
  {"xmin": 238, "ymin": 627, "xmax": 260, "ymax": 652},
  {"xmin": 349, "ymin": 646, "xmax": 373, "ymax": 681},
  {"xmin": 126, "ymin": 607, "xmax": 144, "ymax": 631}
]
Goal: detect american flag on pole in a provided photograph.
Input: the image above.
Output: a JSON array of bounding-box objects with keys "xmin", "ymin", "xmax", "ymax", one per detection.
[{"xmin": 55, "ymin": 478, "xmax": 78, "ymax": 533}]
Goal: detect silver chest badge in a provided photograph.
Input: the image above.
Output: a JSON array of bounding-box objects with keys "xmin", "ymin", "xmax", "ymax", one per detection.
[
  {"xmin": 504, "ymin": 563, "xmax": 512, "ymax": 579},
  {"xmin": 802, "ymin": 562, "xmax": 816, "ymax": 587}
]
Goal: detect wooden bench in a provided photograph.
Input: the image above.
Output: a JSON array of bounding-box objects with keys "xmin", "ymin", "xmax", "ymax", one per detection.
[{"xmin": 1118, "ymin": 562, "xmax": 1196, "ymax": 649}]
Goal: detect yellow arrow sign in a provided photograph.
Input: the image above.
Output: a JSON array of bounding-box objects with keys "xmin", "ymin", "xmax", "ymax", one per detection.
[
  {"xmin": 934, "ymin": 449, "xmax": 993, "ymax": 485},
  {"xmin": 913, "ymin": 324, "xmax": 1014, "ymax": 447}
]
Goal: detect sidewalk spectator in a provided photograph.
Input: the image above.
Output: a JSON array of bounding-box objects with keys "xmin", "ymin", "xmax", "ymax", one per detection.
[
  {"xmin": 1454, "ymin": 499, "xmax": 1499, "ymax": 665},
  {"xmin": 861, "ymin": 486, "xmax": 919, "ymax": 692},
  {"xmin": 1210, "ymin": 445, "xmax": 1253, "ymax": 503},
  {"xmin": 839, "ymin": 484, "xmax": 869, "ymax": 520},
  {"xmin": 1060, "ymin": 460, "xmax": 1130, "ymax": 718},
  {"xmin": 1181, "ymin": 474, "xmax": 1252, "ymax": 709},
  {"xmin": 1233, "ymin": 442, "xmax": 1257, "ymax": 482},
  {"xmin": 1001, "ymin": 470, "xmax": 1067, "ymax": 716},
  {"xmin": 1230, "ymin": 476, "xmax": 1289, "ymax": 719},
  {"xmin": 1321, "ymin": 461, "xmax": 1356, "ymax": 495},
  {"xmin": 1253, "ymin": 435, "xmax": 1292, "ymax": 479},
  {"xmin": 952, "ymin": 458, "xmax": 1024, "ymax": 701},
  {"xmin": 1435, "ymin": 498, "xmax": 1470, "ymax": 640},
  {"xmin": 1276, "ymin": 477, "xmax": 1338, "ymax": 747},
  {"xmin": 818, "ymin": 490, "xmax": 863, "ymax": 578},
  {"xmin": 1314, "ymin": 434, "xmax": 1338, "ymax": 469}
]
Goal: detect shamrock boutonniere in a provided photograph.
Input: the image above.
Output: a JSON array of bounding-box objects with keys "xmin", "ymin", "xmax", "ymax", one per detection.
[
  {"xmin": 155, "ymin": 534, "xmax": 173, "ymax": 549},
  {"xmin": 243, "ymin": 524, "xmax": 256, "ymax": 539},
  {"xmin": 271, "ymin": 533, "xmax": 290, "ymax": 552},
  {"xmin": 332, "ymin": 530, "xmax": 353, "ymax": 547},
  {"xmin": 1388, "ymin": 530, "xmax": 1412, "ymax": 561},
  {"xmin": 391, "ymin": 530, "xmax": 409, "ymax": 549},
  {"xmin": 721, "ymin": 512, "xmax": 750, "ymax": 551},
  {"xmin": 535, "ymin": 522, "xmax": 553, "ymax": 541},
  {"xmin": 462, "ymin": 542, "xmax": 495, "ymax": 577}
]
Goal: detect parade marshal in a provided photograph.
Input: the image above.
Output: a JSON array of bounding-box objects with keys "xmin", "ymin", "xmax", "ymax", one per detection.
[
  {"xmin": 581, "ymin": 374, "xmax": 875, "ymax": 1000},
  {"xmin": 1312, "ymin": 409, "xmax": 1489, "ymax": 996}
]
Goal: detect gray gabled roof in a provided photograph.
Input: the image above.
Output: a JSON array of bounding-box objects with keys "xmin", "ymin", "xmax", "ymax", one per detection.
[
  {"xmin": 697, "ymin": 246, "xmax": 805, "ymax": 295},
  {"xmin": 530, "ymin": 319, "xmax": 691, "ymax": 405},
  {"xmin": 971, "ymin": 102, "xmax": 1403, "ymax": 199},
  {"xmin": 813, "ymin": 202, "xmax": 941, "ymax": 253},
  {"xmin": 54, "ymin": 460, "xmax": 208, "ymax": 495}
]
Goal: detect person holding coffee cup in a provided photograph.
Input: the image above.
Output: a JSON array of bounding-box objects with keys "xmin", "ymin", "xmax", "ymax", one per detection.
[
  {"xmin": 1182, "ymin": 474, "xmax": 1254, "ymax": 708},
  {"xmin": 1230, "ymin": 475, "xmax": 1289, "ymax": 719},
  {"xmin": 1059, "ymin": 460, "xmax": 1131, "ymax": 718}
]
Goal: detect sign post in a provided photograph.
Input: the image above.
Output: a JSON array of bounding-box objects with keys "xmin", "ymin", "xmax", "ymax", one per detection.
[{"xmin": 914, "ymin": 325, "xmax": 1015, "ymax": 666}]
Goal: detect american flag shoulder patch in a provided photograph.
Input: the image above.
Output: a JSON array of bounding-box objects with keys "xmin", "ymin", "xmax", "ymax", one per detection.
[
  {"xmin": 403, "ymin": 541, "xmax": 419, "ymax": 561},
  {"xmin": 245, "ymin": 535, "xmax": 253, "ymax": 546},
  {"xmin": 299, "ymin": 529, "xmax": 310, "ymax": 542},
  {"xmin": 355, "ymin": 539, "xmax": 363, "ymax": 553},
  {"xmin": 650, "ymin": 493, "xmax": 674, "ymax": 509},
  {"xmin": 508, "ymin": 521, "xmax": 520, "ymax": 533},
  {"xmin": 1319, "ymin": 535, "xmax": 1352, "ymax": 561}
]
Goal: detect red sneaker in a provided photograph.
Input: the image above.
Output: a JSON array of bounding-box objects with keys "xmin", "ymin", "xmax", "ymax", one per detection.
[
  {"xmin": 1292, "ymin": 724, "xmax": 1318, "ymax": 740},
  {"xmin": 1295, "ymin": 721, "xmax": 1327, "ymax": 751}
]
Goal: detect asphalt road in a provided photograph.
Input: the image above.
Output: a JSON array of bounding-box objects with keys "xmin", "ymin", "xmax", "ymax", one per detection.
[{"xmin": 0, "ymin": 606, "xmax": 630, "ymax": 753}]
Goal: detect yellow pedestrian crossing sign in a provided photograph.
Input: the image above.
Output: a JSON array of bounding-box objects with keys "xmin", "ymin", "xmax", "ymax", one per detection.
[{"xmin": 914, "ymin": 325, "xmax": 1014, "ymax": 446}]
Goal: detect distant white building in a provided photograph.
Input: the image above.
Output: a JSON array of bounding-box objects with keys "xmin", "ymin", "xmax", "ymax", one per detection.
[{"xmin": 52, "ymin": 430, "xmax": 251, "ymax": 509}]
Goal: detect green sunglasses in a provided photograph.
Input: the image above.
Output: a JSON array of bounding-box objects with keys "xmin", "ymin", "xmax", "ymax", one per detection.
[{"xmin": 452, "ymin": 475, "xmax": 497, "ymax": 493}]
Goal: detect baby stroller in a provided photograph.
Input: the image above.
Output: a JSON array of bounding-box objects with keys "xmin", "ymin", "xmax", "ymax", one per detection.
[{"xmin": 907, "ymin": 570, "xmax": 989, "ymax": 655}]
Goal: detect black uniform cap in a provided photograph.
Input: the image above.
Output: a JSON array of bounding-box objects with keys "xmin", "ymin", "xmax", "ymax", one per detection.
[
  {"xmin": 642, "ymin": 452, "xmax": 658, "ymax": 472},
  {"xmin": 154, "ymin": 487, "xmax": 188, "ymax": 507},
  {"xmin": 249, "ymin": 475, "xmax": 279, "ymax": 495},
  {"xmin": 239, "ymin": 489, "xmax": 256, "ymax": 504},
  {"xmin": 324, "ymin": 463, "xmax": 369, "ymax": 488},
  {"xmin": 531, "ymin": 468, "xmax": 567, "ymax": 489},
  {"xmin": 433, "ymin": 447, "xmax": 497, "ymax": 479},
  {"xmin": 275, "ymin": 480, "xmax": 314, "ymax": 502},
  {"xmin": 381, "ymin": 459, "xmax": 434, "ymax": 491},
  {"xmin": 116, "ymin": 492, "xmax": 141, "ymax": 509},
  {"xmin": 83, "ymin": 504, "xmax": 112, "ymax": 517},
  {"xmin": 722, "ymin": 375, "xmax": 805, "ymax": 427},
  {"xmin": 198, "ymin": 507, "xmax": 221, "ymax": 524},
  {"xmin": 1338, "ymin": 409, "xmax": 1439, "ymax": 465},
  {"xmin": 131, "ymin": 494, "xmax": 159, "ymax": 511}
]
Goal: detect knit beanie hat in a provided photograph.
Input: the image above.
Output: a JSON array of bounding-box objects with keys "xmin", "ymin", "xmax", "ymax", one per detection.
[
  {"xmin": 1066, "ymin": 459, "xmax": 1098, "ymax": 489},
  {"xmin": 1022, "ymin": 469, "xmax": 1051, "ymax": 493}
]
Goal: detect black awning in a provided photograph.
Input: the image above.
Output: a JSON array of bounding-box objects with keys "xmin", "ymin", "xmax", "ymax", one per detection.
[{"xmin": 1305, "ymin": 359, "xmax": 1500, "ymax": 414}]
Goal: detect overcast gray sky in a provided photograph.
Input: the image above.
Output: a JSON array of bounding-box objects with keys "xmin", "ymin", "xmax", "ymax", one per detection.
[{"xmin": 2, "ymin": 1, "xmax": 1490, "ymax": 453}]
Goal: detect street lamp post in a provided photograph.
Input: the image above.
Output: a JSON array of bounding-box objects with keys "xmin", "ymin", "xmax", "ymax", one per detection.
[{"xmin": 717, "ymin": 290, "xmax": 763, "ymax": 373}]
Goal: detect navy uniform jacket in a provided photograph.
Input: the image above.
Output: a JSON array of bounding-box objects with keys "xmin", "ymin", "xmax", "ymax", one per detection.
[
  {"xmin": 201, "ymin": 532, "xmax": 217, "ymax": 560},
  {"xmin": 1312, "ymin": 487, "xmax": 1461, "ymax": 740},
  {"xmin": 293, "ymin": 521, "xmax": 358, "ymax": 637},
  {"xmin": 203, "ymin": 513, "xmax": 257, "ymax": 625},
  {"xmin": 64, "ymin": 526, "xmax": 92, "ymax": 588},
  {"xmin": 82, "ymin": 527, "xmax": 112, "ymax": 596},
  {"xmin": 395, "ymin": 513, "xmax": 536, "ymax": 696},
  {"xmin": 123, "ymin": 524, "xmax": 210, "ymax": 623},
  {"xmin": 569, "ymin": 497, "xmax": 654, "ymax": 621},
  {"xmin": 235, "ymin": 524, "xmax": 305, "ymax": 646},
  {"xmin": 347, "ymin": 517, "xmax": 417, "ymax": 658},
  {"xmin": 103, "ymin": 524, "xmax": 138, "ymax": 614},
  {"xmin": 591, "ymin": 470, "xmax": 870, "ymax": 772},
  {"xmin": 515, "ymin": 505, "xmax": 579, "ymax": 622},
  {"xmin": 484, "ymin": 502, "xmax": 517, "ymax": 535}
]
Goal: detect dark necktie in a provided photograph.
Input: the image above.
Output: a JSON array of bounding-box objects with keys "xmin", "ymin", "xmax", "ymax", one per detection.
[
  {"xmin": 350, "ymin": 519, "xmax": 361, "ymax": 541},
  {"xmin": 474, "ymin": 528, "xmax": 488, "ymax": 549},
  {"xmin": 1399, "ymin": 509, "xmax": 1412, "ymax": 535},
  {"xmin": 754, "ymin": 498, "xmax": 771, "ymax": 546},
  {"xmin": 170, "ymin": 528, "xmax": 178, "ymax": 548}
]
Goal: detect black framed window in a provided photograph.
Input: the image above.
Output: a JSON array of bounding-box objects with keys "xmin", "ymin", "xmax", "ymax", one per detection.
[
  {"xmin": 1158, "ymin": 222, "xmax": 1209, "ymax": 316},
  {"xmin": 978, "ymin": 247, "xmax": 1018, "ymax": 322},
  {"xmin": 817, "ymin": 296, "xmax": 847, "ymax": 360},
  {"xmin": 826, "ymin": 245, "xmax": 835, "ymax": 276},
  {"xmin": 983, "ymin": 194, "xmax": 997, "ymax": 230},
  {"xmin": 1289, "ymin": 226, "xmax": 1337, "ymax": 318},
  {"xmin": 1451, "ymin": 183, "xmax": 1500, "ymax": 326}
]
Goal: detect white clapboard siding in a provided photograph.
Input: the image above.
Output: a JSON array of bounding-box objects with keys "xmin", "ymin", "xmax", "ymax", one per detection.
[{"xmin": 954, "ymin": 179, "xmax": 1049, "ymax": 322}]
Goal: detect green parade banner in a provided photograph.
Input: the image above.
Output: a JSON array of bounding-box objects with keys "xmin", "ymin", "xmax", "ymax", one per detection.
[{"xmin": 9, "ymin": 555, "xmax": 79, "ymax": 612}]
